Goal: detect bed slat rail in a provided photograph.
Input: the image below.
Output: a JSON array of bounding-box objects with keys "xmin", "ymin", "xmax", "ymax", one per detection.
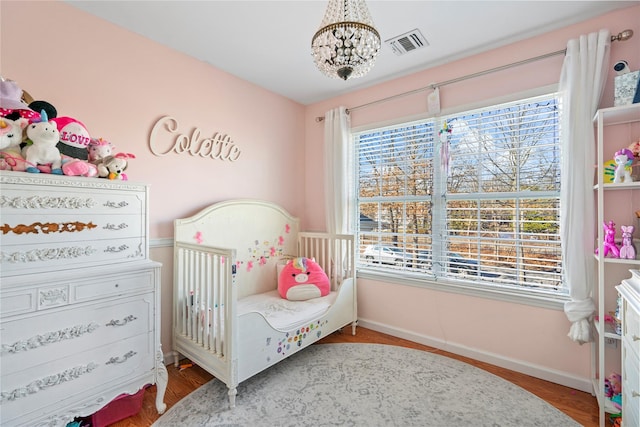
[
  {"xmin": 174, "ymin": 242, "xmax": 236, "ymax": 361},
  {"xmin": 298, "ymin": 232, "xmax": 355, "ymax": 291}
]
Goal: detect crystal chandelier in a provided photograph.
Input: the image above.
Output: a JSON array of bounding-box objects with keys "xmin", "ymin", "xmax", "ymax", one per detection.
[{"xmin": 311, "ymin": 0, "xmax": 381, "ymax": 81}]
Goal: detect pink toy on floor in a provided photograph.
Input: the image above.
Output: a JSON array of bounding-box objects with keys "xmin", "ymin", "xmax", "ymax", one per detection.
[{"xmin": 619, "ymin": 225, "xmax": 636, "ymax": 260}]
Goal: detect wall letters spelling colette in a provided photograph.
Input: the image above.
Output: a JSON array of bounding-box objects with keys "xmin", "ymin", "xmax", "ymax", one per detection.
[{"xmin": 149, "ymin": 116, "xmax": 242, "ymax": 162}]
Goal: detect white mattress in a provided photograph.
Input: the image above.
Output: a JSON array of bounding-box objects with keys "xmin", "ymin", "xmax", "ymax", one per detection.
[{"xmin": 238, "ymin": 290, "xmax": 338, "ymax": 331}]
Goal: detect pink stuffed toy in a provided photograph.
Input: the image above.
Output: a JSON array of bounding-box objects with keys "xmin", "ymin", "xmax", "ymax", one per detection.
[
  {"xmin": 87, "ymin": 137, "xmax": 113, "ymax": 164},
  {"xmin": 62, "ymin": 137, "xmax": 114, "ymax": 177},
  {"xmin": 278, "ymin": 257, "xmax": 330, "ymax": 301}
]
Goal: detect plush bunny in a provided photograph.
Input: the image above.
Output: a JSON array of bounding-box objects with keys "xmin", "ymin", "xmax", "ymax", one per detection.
[
  {"xmin": 23, "ymin": 111, "xmax": 63, "ymax": 174},
  {"xmin": 0, "ymin": 116, "xmax": 28, "ymax": 171}
]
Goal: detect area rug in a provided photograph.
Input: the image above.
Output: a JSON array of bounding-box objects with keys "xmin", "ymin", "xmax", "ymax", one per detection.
[{"xmin": 152, "ymin": 343, "xmax": 580, "ymax": 427}]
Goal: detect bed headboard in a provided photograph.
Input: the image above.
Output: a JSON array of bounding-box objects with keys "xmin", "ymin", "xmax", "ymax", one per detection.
[{"xmin": 174, "ymin": 199, "xmax": 300, "ymax": 297}]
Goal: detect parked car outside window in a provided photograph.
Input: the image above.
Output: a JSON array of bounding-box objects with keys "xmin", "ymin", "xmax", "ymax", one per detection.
[{"xmin": 363, "ymin": 245, "xmax": 409, "ymax": 266}]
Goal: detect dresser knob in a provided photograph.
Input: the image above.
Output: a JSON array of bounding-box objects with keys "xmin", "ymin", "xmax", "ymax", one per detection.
[
  {"xmin": 633, "ymin": 335, "xmax": 640, "ymax": 342},
  {"xmin": 633, "ymin": 390, "xmax": 640, "ymax": 398},
  {"xmin": 115, "ymin": 283, "xmax": 119, "ymax": 288}
]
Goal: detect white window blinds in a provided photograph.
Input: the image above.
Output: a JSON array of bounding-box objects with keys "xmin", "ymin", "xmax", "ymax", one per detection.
[{"xmin": 355, "ymin": 93, "xmax": 564, "ymax": 296}]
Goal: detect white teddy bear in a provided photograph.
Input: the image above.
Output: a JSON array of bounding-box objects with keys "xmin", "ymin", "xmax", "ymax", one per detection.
[
  {"xmin": 24, "ymin": 115, "xmax": 63, "ymax": 174},
  {"xmin": 0, "ymin": 116, "xmax": 28, "ymax": 171}
]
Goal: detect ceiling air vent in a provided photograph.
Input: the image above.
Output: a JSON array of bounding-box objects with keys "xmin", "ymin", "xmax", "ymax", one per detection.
[{"xmin": 385, "ymin": 29, "xmax": 429, "ymax": 56}]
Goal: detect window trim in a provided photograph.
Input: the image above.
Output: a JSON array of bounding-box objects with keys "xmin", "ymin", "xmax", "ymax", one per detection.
[
  {"xmin": 352, "ymin": 84, "xmax": 566, "ymax": 310},
  {"xmin": 358, "ymin": 269, "xmax": 569, "ymax": 310}
]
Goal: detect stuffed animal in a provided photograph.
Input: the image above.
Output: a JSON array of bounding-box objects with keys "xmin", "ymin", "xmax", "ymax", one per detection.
[
  {"xmin": 62, "ymin": 137, "xmax": 115, "ymax": 177},
  {"xmin": 0, "ymin": 116, "xmax": 29, "ymax": 171},
  {"xmin": 0, "ymin": 79, "xmax": 40, "ymax": 121},
  {"xmin": 605, "ymin": 372, "xmax": 622, "ymax": 397},
  {"xmin": 98, "ymin": 153, "xmax": 134, "ymax": 180},
  {"xmin": 51, "ymin": 116, "xmax": 91, "ymax": 160},
  {"xmin": 605, "ymin": 372, "xmax": 623, "ymax": 412},
  {"xmin": 23, "ymin": 111, "xmax": 63, "ymax": 174},
  {"xmin": 61, "ymin": 156, "xmax": 98, "ymax": 177},
  {"xmin": 278, "ymin": 257, "xmax": 330, "ymax": 301},
  {"xmin": 87, "ymin": 138, "xmax": 113, "ymax": 164},
  {"xmin": 613, "ymin": 148, "xmax": 634, "ymax": 183}
]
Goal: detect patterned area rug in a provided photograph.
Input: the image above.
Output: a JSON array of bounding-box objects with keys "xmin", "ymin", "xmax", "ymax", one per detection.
[{"xmin": 153, "ymin": 343, "xmax": 580, "ymax": 427}]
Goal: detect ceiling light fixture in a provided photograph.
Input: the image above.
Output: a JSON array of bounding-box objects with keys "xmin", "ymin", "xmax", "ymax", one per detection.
[{"xmin": 311, "ymin": 0, "xmax": 381, "ymax": 81}]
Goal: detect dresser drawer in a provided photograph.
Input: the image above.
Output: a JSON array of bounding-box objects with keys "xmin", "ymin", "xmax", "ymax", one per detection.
[
  {"xmin": 624, "ymin": 298, "xmax": 640, "ymax": 359},
  {"xmin": 0, "ymin": 178, "xmax": 146, "ymax": 216},
  {"xmin": 1, "ymin": 236, "xmax": 147, "ymax": 276},
  {"xmin": 1, "ymin": 294, "xmax": 154, "ymax": 372},
  {"xmin": 0, "ymin": 212, "xmax": 144, "ymax": 245},
  {"xmin": 73, "ymin": 269, "xmax": 156, "ymax": 301},
  {"xmin": 0, "ymin": 289, "xmax": 37, "ymax": 317},
  {"xmin": 0, "ymin": 268, "xmax": 156, "ymax": 318},
  {"xmin": 0, "ymin": 332, "xmax": 155, "ymax": 426}
]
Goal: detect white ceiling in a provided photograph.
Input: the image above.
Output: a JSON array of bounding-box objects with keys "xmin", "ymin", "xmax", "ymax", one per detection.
[{"xmin": 65, "ymin": 1, "xmax": 637, "ymax": 105}]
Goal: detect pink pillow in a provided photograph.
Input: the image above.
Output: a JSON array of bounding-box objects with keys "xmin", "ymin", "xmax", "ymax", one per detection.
[{"xmin": 278, "ymin": 257, "xmax": 330, "ymax": 301}]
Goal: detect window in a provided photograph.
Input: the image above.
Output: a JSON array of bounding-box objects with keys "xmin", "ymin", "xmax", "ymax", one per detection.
[{"xmin": 355, "ymin": 93, "xmax": 564, "ymax": 299}]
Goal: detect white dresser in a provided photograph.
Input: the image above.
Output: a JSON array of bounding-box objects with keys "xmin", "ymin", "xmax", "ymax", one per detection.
[
  {"xmin": 617, "ymin": 272, "xmax": 640, "ymax": 427},
  {"xmin": 0, "ymin": 171, "xmax": 167, "ymax": 427}
]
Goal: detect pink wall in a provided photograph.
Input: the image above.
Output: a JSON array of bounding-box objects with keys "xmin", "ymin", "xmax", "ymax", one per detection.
[
  {"xmin": 304, "ymin": 5, "xmax": 640, "ymax": 389},
  {"xmin": 1, "ymin": 0, "xmax": 306, "ymax": 239}
]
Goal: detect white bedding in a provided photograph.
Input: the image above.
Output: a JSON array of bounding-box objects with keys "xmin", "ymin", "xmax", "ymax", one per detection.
[{"xmin": 238, "ymin": 290, "xmax": 338, "ymax": 331}]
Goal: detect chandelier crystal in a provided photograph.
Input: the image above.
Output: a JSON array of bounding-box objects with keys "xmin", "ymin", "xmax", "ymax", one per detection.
[{"xmin": 311, "ymin": 0, "xmax": 381, "ymax": 81}]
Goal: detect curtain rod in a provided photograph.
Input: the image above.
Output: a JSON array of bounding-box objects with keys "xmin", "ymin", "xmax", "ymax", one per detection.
[{"xmin": 315, "ymin": 29, "xmax": 634, "ymax": 122}]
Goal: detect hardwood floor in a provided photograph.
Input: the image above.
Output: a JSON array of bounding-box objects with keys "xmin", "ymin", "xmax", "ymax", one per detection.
[{"xmin": 111, "ymin": 327, "xmax": 600, "ymax": 427}]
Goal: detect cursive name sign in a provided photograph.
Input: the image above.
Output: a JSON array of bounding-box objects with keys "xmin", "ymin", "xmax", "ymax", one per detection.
[{"xmin": 149, "ymin": 116, "xmax": 242, "ymax": 162}]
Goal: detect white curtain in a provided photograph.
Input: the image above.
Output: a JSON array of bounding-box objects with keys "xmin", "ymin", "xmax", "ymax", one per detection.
[
  {"xmin": 560, "ymin": 30, "xmax": 610, "ymax": 344},
  {"xmin": 324, "ymin": 106, "xmax": 353, "ymax": 235}
]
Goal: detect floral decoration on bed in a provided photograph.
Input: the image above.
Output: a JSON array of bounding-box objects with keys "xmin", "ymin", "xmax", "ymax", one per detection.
[
  {"xmin": 273, "ymin": 319, "xmax": 329, "ymax": 360},
  {"xmin": 239, "ymin": 224, "xmax": 290, "ymax": 272}
]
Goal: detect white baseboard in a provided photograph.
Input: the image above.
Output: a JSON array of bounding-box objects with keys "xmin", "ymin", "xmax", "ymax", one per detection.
[{"xmin": 357, "ymin": 318, "xmax": 593, "ymax": 393}]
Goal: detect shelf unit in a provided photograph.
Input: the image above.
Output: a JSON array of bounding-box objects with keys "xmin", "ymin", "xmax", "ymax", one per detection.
[{"xmin": 592, "ymin": 102, "xmax": 640, "ymax": 427}]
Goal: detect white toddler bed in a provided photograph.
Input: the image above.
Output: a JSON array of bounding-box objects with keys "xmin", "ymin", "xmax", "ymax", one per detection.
[{"xmin": 172, "ymin": 199, "xmax": 356, "ymax": 407}]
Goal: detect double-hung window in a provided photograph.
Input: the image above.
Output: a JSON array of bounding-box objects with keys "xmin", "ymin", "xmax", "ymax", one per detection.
[{"xmin": 355, "ymin": 92, "xmax": 565, "ymax": 300}]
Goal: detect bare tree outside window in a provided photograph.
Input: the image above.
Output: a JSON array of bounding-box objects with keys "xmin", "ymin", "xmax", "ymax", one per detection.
[{"xmin": 356, "ymin": 94, "xmax": 564, "ymax": 295}]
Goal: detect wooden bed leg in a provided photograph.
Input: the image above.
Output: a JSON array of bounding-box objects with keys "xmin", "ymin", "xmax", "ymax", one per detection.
[
  {"xmin": 228, "ymin": 387, "xmax": 237, "ymax": 408},
  {"xmin": 351, "ymin": 320, "xmax": 357, "ymax": 336}
]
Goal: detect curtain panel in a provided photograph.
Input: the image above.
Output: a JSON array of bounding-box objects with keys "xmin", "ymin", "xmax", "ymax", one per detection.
[{"xmin": 559, "ymin": 29, "xmax": 611, "ymax": 344}]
